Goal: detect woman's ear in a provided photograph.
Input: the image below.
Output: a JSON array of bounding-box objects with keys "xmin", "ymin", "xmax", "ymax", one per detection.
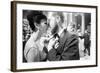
[{"xmin": 34, "ymin": 22, "xmax": 39, "ymax": 29}]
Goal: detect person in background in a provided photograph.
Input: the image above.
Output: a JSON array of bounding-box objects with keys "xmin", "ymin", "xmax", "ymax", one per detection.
[
  {"xmin": 84, "ymin": 29, "xmax": 91, "ymax": 56},
  {"xmin": 24, "ymin": 11, "xmax": 49, "ymax": 62},
  {"xmin": 67, "ymin": 22, "xmax": 77, "ymax": 34},
  {"xmin": 77, "ymin": 29, "xmax": 85, "ymax": 57},
  {"xmin": 47, "ymin": 12, "xmax": 80, "ymax": 61}
]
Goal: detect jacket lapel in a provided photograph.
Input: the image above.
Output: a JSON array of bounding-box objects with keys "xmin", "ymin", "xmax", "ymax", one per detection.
[{"xmin": 56, "ymin": 30, "xmax": 70, "ymax": 54}]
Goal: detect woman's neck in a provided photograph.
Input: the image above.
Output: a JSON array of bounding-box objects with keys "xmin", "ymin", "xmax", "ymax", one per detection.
[
  {"xmin": 30, "ymin": 30, "xmax": 42, "ymax": 42},
  {"xmin": 35, "ymin": 30, "xmax": 42, "ymax": 41}
]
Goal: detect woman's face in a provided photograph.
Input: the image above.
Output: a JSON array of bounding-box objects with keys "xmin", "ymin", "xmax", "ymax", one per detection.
[{"xmin": 39, "ymin": 19, "xmax": 48, "ymax": 34}]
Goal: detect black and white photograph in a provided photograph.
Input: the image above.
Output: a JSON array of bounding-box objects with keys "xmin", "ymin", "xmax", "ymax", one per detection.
[
  {"xmin": 11, "ymin": 1, "xmax": 97, "ymax": 72},
  {"xmin": 23, "ymin": 10, "xmax": 91, "ymax": 62}
]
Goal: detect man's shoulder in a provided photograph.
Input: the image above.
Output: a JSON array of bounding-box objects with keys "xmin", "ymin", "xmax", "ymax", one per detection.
[{"xmin": 66, "ymin": 31, "xmax": 78, "ymax": 40}]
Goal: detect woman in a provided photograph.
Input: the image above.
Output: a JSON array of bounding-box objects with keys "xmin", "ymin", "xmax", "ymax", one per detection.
[
  {"xmin": 47, "ymin": 12, "xmax": 80, "ymax": 61},
  {"xmin": 24, "ymin": 11, "xmax": 48, "ymax": 62}
]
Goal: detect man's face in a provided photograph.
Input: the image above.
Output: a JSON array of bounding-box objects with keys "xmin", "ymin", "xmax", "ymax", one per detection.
[
  {"xmin": 49, "ymin": 16, "xmax": 56, "ymax": 29},
  {"xmin": 55, "ymin": 15, "xmax": 63, "ymax": 28},
  {"xmin": 56, "ymin": 15, "xmax": 62, "ymax": 24}
]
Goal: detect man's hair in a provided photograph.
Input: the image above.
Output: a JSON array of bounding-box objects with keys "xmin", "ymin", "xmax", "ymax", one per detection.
[{"xmin": 52, "ymin": 12, "xmax": 64, "ymax": 23}]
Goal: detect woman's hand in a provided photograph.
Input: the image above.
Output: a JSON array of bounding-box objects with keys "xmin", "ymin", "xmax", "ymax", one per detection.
[{"xmin": 39, "ymin": 37, "xmax": 49, "ymax": 51}]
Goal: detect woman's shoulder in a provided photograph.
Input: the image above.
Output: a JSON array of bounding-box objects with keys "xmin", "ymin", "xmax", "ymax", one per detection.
[
  {"xmin": 24, "ymin": 33, "xmax": 38, "ymax": 50},
  {"xmin": 25, "ymin": 36, "xmax": 37, "ymax": 49},
  {"xmin": 24, "ymin": 37, "xmax": 38, "ymax": 59}
]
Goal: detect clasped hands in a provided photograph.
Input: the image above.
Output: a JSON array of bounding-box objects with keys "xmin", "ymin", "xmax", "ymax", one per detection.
[{"xmin": 39, "ymin": 35, "xmax": 60, "ymax": 51}]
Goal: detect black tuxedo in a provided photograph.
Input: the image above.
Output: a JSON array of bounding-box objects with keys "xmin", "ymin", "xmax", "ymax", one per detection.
[{"xmin": 47, "ymin": 31, "xmax": 80, "ymax": 61}]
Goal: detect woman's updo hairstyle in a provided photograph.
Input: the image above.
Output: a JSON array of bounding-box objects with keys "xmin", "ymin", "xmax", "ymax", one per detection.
[
  {"xmin": 34, "ymin": 14, "xmax": 47, "ymax": 24},
  {"xmin": 27, "ymin": 11, "xmax": 44, "ymax": 31}
]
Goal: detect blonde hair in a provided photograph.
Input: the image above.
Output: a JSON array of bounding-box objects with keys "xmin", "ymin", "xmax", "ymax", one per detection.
[{"xmin": 52, "ymin": 12, "xmax": 64, "ymax": 23}]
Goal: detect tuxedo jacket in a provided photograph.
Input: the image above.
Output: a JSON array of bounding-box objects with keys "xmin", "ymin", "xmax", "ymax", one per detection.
[{"xmin": 47, "ymin": 30, "xmax": 80, "ymax": 61}]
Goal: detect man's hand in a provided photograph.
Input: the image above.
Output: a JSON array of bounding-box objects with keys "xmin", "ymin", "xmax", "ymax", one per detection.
[
  {"xmin": 47, "ymin": 37, "xmax": 59, "ymax": 51},
  {"xmin": 54, "ymin": 41, "xmax": 60, "ymax": 49}
]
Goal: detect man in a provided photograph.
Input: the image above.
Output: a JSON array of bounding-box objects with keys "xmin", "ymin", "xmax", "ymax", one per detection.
[
  {"xmin": 84, "ymin": 29, "xmax": 90, "ymax": 56},
  {"xmin": 46, "ymin": 12, "xmax": 80, "ymax": 61}
]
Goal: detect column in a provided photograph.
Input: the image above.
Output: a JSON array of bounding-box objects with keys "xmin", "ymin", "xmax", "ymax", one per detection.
[
  {"xmin": 63, "ymin": 12, "xmax": 68, "ymax": 28},
  {"xmin": 81, "ymin": 13, "xmax": 85, "ymax": 36}
]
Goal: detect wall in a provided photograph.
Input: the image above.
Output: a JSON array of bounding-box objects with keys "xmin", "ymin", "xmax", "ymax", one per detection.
[{"xmin": 0, "ymin": 0, "xmax": 99, "ymax": 73}]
